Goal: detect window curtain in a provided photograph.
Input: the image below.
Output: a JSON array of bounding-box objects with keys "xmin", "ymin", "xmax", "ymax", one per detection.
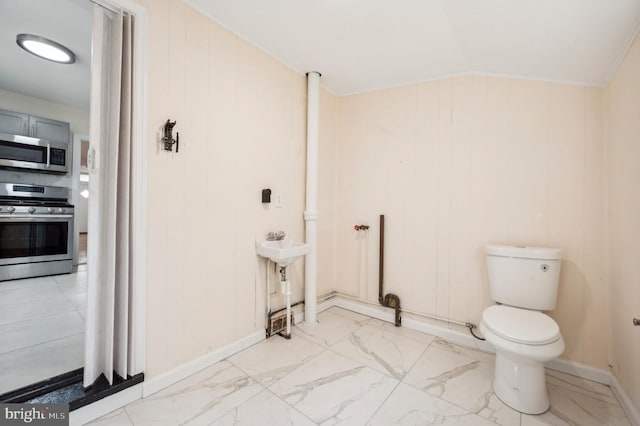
[{"xmin": 84, "ymin": 3, "xmax": 134, "ymax": 388}]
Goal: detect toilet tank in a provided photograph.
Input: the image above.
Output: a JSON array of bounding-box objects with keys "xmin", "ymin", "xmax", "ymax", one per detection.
[{"xmin": 486, "ymin": 245, "xmax": 563, "ymax": 310}]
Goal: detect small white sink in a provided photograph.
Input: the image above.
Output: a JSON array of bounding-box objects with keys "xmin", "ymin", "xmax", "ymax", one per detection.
[{"xmin": 255, "ymin": 239, "xmax": 311, "ymax": 266}]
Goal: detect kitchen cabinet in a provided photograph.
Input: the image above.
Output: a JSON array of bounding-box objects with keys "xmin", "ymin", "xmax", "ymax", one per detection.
[
  {"xmin": 29, "ymin": 116, "xmax": 70, "ymax": 144},
  {"xmin": 0, "ymin": 108, "xmax": 70, "ymax": 144},
  {"xmin": 0, "ymin": 109, "xmax": 29, "ymax": 136}
]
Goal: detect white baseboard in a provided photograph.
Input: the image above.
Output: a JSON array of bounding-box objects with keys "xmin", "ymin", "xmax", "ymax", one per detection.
[
  {"xmin": 69, "ymin": 383, "xmax": 142, "ymax": 426},
  {"xmin": 327, "ymin": 295, "xmax": 613, "ymax": 384},
  {"xmin": 142, "ymin": 330, "xmax": 265, "ymax": 398},
  {"xmin": 545, "ymin": 357, "xmax": 612, "ymax": 385},
  {"xmin": 69, "ymin": 330, "xmax": 264, "ymax": 424},
  {"xmin": 330, "ymin": 296, "xmax": 496, "ymax": 355},
  {"xmin": 611, "ymin": 374, "xmax": 640, "ymax": 426}
]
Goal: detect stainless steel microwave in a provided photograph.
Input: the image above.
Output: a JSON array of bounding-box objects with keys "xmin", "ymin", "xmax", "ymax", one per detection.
[{"xmin": 0, "ymin": 132, "xmax": 69, "ymax": 174}]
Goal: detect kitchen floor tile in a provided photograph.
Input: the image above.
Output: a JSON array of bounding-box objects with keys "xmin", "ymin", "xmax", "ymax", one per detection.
[
  {"xmin": 0, "ymin": 297, "xmax": 76, "ymax": 326},
  {"xmin": 0, "ymin": 310, "xmax": 85, "ymax": 354},
  {"xmin": 0, "ymin": 333, "xmax": 84, "ymax": 395},
  {"xmin": 0, "ymin": 279, "xmax": 64, "ymax": 306}
]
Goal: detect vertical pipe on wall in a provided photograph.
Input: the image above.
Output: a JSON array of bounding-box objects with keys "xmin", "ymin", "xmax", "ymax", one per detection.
[{"xmin": 304, "ymin": 71, "xmax": 321, "ymax": 326}]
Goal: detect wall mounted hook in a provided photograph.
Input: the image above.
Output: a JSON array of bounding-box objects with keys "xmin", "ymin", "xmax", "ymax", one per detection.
[{"xmin": 162, "ymin": 119, "xmax": 179, "ymax": 152}]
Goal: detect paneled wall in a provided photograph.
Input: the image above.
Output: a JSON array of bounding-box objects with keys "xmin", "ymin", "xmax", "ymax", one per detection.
[
  {"xmin": 318, "ymin": 89, "xmax": 339, "ymax": 296},
  {"xmin": 139, "ymin": 0, "xmax": 309, "ymax": 377},
  {"xmin": 332, "ymin": 76, "xmax": 609, "ymax": 369},
  {"xmin": 136, "ymin": 0, "xmax": 617, "ymax": 381},
  {"xmin": 607, "ymin": 31, "xmax": 640, "ymax": 411}
]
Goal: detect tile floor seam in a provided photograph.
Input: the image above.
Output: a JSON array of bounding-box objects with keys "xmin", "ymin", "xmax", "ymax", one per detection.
[
  {"xmin": 0, "ymin": 309, "xmax": 84, "ymax": 333},
  {"xmin": 266, "ymin": 343, "xmax": 332, "ymax": 390},
  {"xmin": 227, "ymin": 340, "xmax": 331, "ymax": 393},
  {"xmin": 122, "ymin": 407, "xmax": 135, "ymax": 426},
  {"xmin": 55, "ymin": 280, "xmax": 84, "ymax": 306},
  {"xmin": 399, "ymin": 358, "xmax": 494, "ymax": 419},
  {"xmin": 261, "ymin": 382, "xmax": 320, "ymax": 425},
  {"xmin": 75, "ymin": 307, "xmax": 86, "ymax": 320},
  {"xmin": 325, "ymin": 342, "xmax": 405, "ymax": 381},
  {"xmin": 0, "ymin": 331, "xmax": 84, "ymax": 357},
  {"xmin": 0, "ymin": 329, "xmax": 85, "ymax": 356},
  {"xmin": 367, "ymin": 318, "xmax": 443, "ymax": 345},
  {"xmin": 362, "ymin": 372, "xmax": 404, "ymax": 425},
  {"xmin": 402, "ymin": 376, "xmax": 488, "ymax": 415},
  {"xmin": 0, "ymin": 305, "xmax": 79, "ymax": 327},
  {"xmin": 205, "ymin": 375, "xmax": 271, "ymax": 425},
  {"xmin": 0, "ymin": 291, "xmax": 69, "ymax": 307}
]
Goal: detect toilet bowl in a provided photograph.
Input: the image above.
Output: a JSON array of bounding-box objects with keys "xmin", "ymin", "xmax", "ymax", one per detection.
[
  {"xmin": 480, "ymin": 305, "xmax": 564, "ymax": 414},
  {"xmin": 482, "ymin": 245, "xmax": 564, "ymax": 414}
]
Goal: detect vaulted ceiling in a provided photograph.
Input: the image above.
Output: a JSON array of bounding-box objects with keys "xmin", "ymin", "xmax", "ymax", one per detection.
[
  {"xmin": 186, "ymin": 0, "xmax": 640, "ymax": 95},
  {"xmin": 0, "ymin": 0, "xmax": 639, "ymax": 108}
]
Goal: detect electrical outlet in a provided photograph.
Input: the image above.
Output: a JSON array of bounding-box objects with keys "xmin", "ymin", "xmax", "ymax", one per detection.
[{"xmin": 275, "ymin": 193, "xmax": 283, "ymax": 208}]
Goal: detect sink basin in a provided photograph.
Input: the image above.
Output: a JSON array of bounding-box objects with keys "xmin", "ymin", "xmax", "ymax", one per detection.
[{"xmin": 255, "ymin": 239, "xmax": 311, "ymax": 266}]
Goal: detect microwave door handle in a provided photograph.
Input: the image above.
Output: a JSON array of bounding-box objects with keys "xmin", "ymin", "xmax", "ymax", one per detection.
[{"xmin": 46, "ymin": 143, "xmax": 50, "ymax": 168}]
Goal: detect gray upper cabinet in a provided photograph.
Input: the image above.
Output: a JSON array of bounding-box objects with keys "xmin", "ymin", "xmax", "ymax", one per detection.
[
  {"xmin": 29, "ymin": 115, "xmax": 70, "ymax": 144},
  {"xmin": 0, "ymin": 108, "xmax": 70, "ymax": 144},
  {"xmin": 0, "ymin": 109, "xmax": 29, "ymax": 136}
]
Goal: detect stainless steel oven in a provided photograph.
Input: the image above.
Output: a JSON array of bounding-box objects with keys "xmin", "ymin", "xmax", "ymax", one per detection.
[
  {"xmin": 0, "ymin": 183, "xmax": 74, "ymax": 281},
  {"xmin": 0, "ymin": 132, "xmax": 69, "ymax": 174}
]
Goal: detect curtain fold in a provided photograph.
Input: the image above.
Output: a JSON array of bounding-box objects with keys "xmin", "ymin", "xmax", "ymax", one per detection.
[{"xmin": 84, "ymin": 4, "xmax": 134, "ymax": 388}]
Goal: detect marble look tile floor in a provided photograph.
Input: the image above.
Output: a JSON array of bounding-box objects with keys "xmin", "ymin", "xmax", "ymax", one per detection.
[
  {"xmin": 0, "ymin": 266, "xmax": 87, "ymax": 395},
  {"xmin": 92, "ymin": 307, "xmax": 631, "ymax": 426}
]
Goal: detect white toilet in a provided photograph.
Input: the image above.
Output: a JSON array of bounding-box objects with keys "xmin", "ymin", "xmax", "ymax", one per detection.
[{"xmin": 480, "ymin": 245, "xmax": 565, "ymax": 414}]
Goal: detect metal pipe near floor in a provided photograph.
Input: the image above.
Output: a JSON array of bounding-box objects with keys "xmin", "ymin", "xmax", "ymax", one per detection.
[{"xmin": 379, "ymin": 214, "xmax": 401, "ymax": 326}]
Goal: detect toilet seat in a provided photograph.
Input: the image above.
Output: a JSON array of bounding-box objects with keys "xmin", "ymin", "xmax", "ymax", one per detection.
[{"xmin": 482, "ymin": 305, "xmax": 560, "ymax": 345}]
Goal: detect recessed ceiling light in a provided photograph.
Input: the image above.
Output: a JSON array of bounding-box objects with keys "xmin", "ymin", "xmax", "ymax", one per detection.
[{"xmin": 16, "ymin": 34, "xmax": 76, "ymax": 64}]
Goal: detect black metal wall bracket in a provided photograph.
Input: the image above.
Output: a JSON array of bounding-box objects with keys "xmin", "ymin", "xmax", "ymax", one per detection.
[{"xmin": 162, "ymin": 119, "xmax": 179, "ymax": 152}]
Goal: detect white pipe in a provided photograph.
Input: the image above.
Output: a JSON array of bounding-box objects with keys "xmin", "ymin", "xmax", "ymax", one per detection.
[
  {"xmin": 285, "ymin": 280, "xmax": 292, "ymax": 335},
  {"xmin": 266, "ymin": 260, "xmax": 271, "ymax": 329},
  {"xmin": 304, "ymin": 71, "xmax": 321, "ymax": 326}
]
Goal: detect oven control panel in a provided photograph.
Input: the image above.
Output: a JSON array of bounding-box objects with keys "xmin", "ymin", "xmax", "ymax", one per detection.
[{"xmin": 0, "ymin": 205, "xmax": 73, "ymax": 215}]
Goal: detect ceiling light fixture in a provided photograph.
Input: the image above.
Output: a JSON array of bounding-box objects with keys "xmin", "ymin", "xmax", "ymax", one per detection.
[{"xmin": 16, "ymin": 34, "xmax": 76, "ymax": 64}]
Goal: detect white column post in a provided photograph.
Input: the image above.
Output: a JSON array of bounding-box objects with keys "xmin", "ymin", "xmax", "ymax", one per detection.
[{"xmin": 304, "ymin": 71, "xmax": 321, "ymax": 325}]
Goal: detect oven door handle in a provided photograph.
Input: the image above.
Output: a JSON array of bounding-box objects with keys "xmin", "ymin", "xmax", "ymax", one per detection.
[
  {"xmin": 46, "ymin": 143, "xmax": 51, "ymax": 168},
  {"xmin": 0, "ymin": 214, "xmax": 74, "ymax": 220}
]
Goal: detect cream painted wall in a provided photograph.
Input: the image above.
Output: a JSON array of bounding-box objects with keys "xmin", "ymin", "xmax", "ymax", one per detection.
[
  {"xmin": 132, "ymin": 0, "xmax": 617, "ymax": 385},
  {"xmin": 138, "ymin": 0, "xmax": 312, "ymax": 377},
  {"xmin": 318, "ymin": 89, "xmax": 338, "ymax": 297},
  {"xmin": 607, "ymin": 31, "xmax": 640, "ymax": 411},
  {"xmin": 331, "ymin": 76, "xmax": 609, "ymax": 369},
  {"xmin": 0, "ymin": 88, "xmax": 89, "ymax": 188}
]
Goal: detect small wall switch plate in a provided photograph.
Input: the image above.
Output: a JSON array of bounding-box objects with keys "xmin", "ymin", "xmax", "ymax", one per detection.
[{"xmin": 275, "ymin": 193, "xmax": 283, "ymax": 208}]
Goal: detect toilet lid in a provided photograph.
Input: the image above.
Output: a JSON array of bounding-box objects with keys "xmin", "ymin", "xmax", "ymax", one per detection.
[{"xmin": 482, "ymin": 305, "xmax": 561, "ymax": 345}]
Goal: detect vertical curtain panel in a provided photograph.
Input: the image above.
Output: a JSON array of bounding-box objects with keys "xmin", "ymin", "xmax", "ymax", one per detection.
[{"xmin": 84, "ymin": 4, "xmax": 134, "ymax": 388}]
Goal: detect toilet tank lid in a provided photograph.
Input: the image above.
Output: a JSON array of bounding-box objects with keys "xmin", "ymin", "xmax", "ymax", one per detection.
[{"xmin": 485, "ymin": 245, "xmax": 563, "ymax": 260}]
